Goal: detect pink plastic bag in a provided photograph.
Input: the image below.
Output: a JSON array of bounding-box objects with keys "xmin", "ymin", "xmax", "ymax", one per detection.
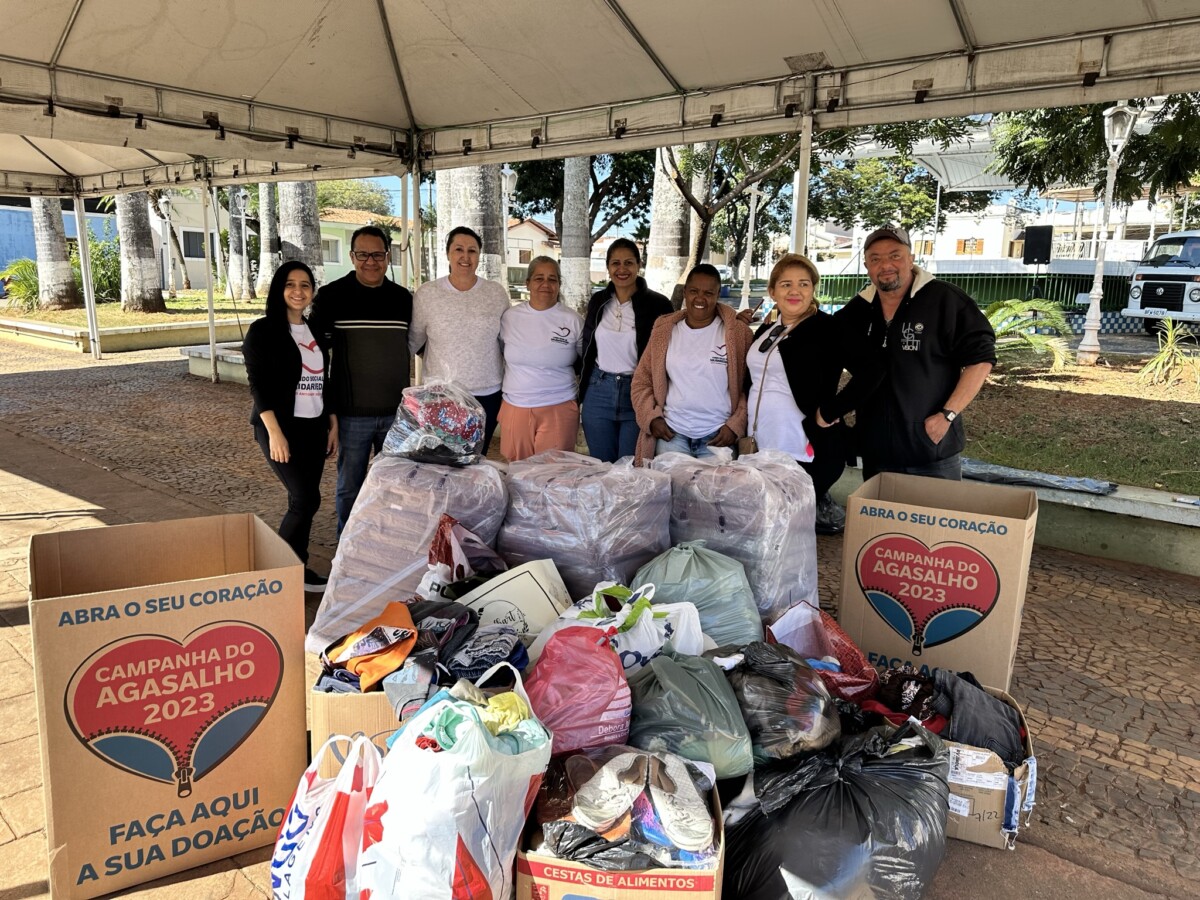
[{"xmin": 526, "ymin": 626, "xmax": 631, "ymax": 754}]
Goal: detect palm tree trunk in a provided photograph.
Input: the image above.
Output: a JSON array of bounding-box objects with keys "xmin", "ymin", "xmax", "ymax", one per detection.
[
  {"xmin": 168, "ymin": 225, "xmax": 191, "ymax": 290},
  {"xmin": 256, "ymin": 183, "xmax": 279, "ymax": 295},
  {"xmin": 561, "ymin": 155, "xmax": 592, "ymax": 312},
  {"xmin": 227, "ymin": 201, "xmax": 246, "ymax": 301},
  {"xmin": 30, "ymin": 197, "xmax": 82, "ymax": 309},
  {"xmin": 116, "ymin": 192, "xmax": 166, "ymax": 312},
  {"xmin": 436, "ymin": 165, "xmax": 504, "ymax": 283},
  {"xmin": 645, "ymin": 146, "xmax": 690, "ymax": 304},
  {"xmin": 279, "ymin": 181, "xmax": 324, "ymax": 285}
]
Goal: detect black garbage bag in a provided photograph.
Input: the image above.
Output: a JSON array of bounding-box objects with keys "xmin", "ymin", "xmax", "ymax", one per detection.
[
  {"xmin": 706, "ymin": 642, "xmax": 840, "ymax": 763},
  {"xmin": 541, "ymin": 820, "xmax": 664, "ymax": 871},
  {"xmin": 724, "ymin": 724, "xmax": 949, "ymax": 900}
]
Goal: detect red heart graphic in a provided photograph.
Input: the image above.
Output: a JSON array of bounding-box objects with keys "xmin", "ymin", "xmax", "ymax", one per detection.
[
  {"xmin": 855, "ymin": 534, "xmax": 1000, "ymax": 655},
  {"xmin": 65, "ymin": 621, "xmax": 283, "ymax": 796}
]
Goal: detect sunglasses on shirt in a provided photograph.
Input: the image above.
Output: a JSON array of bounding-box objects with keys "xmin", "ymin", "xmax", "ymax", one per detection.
[{"xmin": 758, "ymin": 323, "xmax": 787, "ymax": 353}]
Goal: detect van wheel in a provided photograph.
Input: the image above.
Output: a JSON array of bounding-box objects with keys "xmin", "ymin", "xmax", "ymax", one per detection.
[{"xmin": 1143, "ymin": 318, "xmax": 1163, "ymax": 335}]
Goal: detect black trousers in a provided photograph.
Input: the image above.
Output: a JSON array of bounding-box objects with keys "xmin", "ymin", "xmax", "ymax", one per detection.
[
  {"xmin": 254, "ymin": 416, "xmax": 328, "ymax": 565},
  {"xmin": 475, "ymin": 390, "xmax": 503, "ymax": 456},
  {"xmin": 800, "ymin": 452, "xmax": 844, "ymax": 499}
]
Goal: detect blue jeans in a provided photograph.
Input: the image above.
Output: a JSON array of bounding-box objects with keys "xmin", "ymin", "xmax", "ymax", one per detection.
[
  {"xmin": 581, "ymin": 370, "xmax": 638, "ymax": 462},
  {"xmin": 655, "ymin": 429, "xmax": 720, "ymax": 459},
  {"xmin": 336, "ymin": 414, "xmax": 395, "ymax": 535}
]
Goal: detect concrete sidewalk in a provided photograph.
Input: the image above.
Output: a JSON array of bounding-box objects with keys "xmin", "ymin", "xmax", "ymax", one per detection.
[{"xmin": 0, "ymin": 342, "xmax": 1196, "ymax": 899}]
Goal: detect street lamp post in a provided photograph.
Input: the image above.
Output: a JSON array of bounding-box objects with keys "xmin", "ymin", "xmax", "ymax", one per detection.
[
  {"xmin": 157, "ymin": 195, "xmax": 176, "ymax": 299},
  {"xmin": 739, "ymin": 186, "xmax": 764, "ymax": 312},
  {"xmin": 237, "ymin": 188, "xmax": 251, "ymax": 300},
  {"xmin": 1077, "ymin": 102, "xmax": 1139, "ymax": 366},
  {"xmin": 500, "ymin": 164, "xmax": 518, "ymax": 287}
]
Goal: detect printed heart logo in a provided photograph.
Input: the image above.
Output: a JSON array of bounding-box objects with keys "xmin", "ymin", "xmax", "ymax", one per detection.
[
  {"xmin": 855, "ymin": 533, "xmax": 999, "ymax": 655},
  {"xmin": 65, "ymin": 621, "xmax": 283, "ymax": 797}
]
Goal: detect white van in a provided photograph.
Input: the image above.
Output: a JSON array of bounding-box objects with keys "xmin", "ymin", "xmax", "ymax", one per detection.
[{"xmin": 1122, "ymin": 230, "xmax": 1200, "ymax": 333}]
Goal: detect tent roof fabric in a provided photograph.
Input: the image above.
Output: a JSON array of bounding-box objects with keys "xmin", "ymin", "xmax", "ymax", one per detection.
[{"xmin": 1, "ymin": 0, "xmax": 1200, "ymax": 195}]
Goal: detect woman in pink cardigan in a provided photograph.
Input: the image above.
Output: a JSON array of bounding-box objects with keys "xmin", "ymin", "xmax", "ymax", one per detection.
[{"xmin": 630, "ymin": 264, "xmax": 752, "ymax": 466}]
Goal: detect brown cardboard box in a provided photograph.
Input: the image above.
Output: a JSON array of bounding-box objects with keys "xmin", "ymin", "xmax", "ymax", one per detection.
[
  {"xmin": 309, "ymin": 689, "xmax": 398, "ymax": 776},
  {"xmin": 945, "ymin": 687, "xmax": 1037, "ymax": 850},
  {"xmin": 515, "ymin": 792, "xmax": 724, "ymax": 900},
  {"xmin": 839, "ymin": 474, "xmax": 1038, "ymax": 691},
  {"xmin": 28, "ymin": 514, "xmax": 307, "ymax": 900}
]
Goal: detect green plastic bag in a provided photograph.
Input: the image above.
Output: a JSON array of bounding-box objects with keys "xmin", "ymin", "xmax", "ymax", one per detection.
[
  {"xmin": 627, "ymin": 648, "xmax": 753, "ymax": 779},
  {"xmin": 634, "ymin": 541, "xmax": 763, "ymax": 647}
]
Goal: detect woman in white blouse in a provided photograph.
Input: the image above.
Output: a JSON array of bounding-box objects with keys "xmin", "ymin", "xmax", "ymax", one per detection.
[{"xmin": 497, "ymin": 257, "xmax": 584, "ymax": 460}]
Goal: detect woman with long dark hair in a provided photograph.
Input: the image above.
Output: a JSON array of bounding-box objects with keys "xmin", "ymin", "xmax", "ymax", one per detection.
[
  {"xmin": 242, "ymin": 260, "xmax": 336, "ymax": 591},
  {"xmin": 579, "ymin": 237, "xmax": 673, "ymax": 461}
]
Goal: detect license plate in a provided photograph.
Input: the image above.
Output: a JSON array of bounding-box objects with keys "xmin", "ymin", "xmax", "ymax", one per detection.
[{"xmin": 1142, "ymin": 307, "xmax": 1168, "ymax": 316}]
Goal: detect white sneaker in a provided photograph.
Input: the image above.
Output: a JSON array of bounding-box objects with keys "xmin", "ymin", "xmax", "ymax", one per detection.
[
  {"xmin": 571, "ymin": 752, "xmax": 649, "ymax": 833},
  {"xmin": 648, "ymin": 753, "xmax": 714, "ymax": 851}
]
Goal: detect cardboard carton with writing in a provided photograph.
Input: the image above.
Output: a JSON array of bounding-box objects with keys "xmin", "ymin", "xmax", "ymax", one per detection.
[
  {"xmin": 839, "ymin": 474, "xmax": 1038, "ymax": 691},
  {"xmin": 309, "ymin": 689, "xmax": 397, "ymax": 777},
  {"xmin": 515, "ymin": 791, "xmax": 724, "ymax": 900},
  {"xmin": 29, "ymin": 514, "xmax": 306, "ymax": 900},
  {"xmin": 945, "ymin": 687, "xmax": 1037, "ymax": 849}
]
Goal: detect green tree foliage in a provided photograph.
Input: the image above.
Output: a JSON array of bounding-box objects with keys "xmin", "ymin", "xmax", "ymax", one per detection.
[
  {"xmin": 69, "ymin": 224, "xmax": 122, "ymax": 301},
  {"xmin": 315, "ymin": 179, "xmax": 393, "ymax": 216},
  {"xmin": 990, "ymin": 95, "xmax": 1200, "ymax": 202},
  {"xmin": 512, "ymin": 152, "xmax": 655, "ymax": 241},
  {"xmin": 808, "ymin": 157, "xmax": 993, "ymax": 234}
]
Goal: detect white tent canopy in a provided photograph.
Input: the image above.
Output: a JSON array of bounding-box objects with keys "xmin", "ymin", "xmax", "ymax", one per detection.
[{"xmin": 2, "ymin": 0, "xmax": 1200, "ymax": 195}]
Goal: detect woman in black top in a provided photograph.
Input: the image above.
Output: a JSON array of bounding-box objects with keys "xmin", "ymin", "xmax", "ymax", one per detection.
[
  {"xmin": 746, "ymin": 253, "xmax": 876, "ymax": 533},
  {"xmin": 579, "ymin": 238, "xmax": 673, "ymax": 461},
  {"xmin": 242, "ymin": 261, "xmax": 336, "ymax": 592}
]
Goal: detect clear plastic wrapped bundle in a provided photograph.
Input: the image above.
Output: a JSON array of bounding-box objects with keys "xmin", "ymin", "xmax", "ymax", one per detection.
[
  {"xmin": 498, "ymin": 451, "xmax": 672, "ymax": 599},
  {"xmin": 381, "ymin": 379, "xmax": 486, "ymax": 466},
  {"xmin": 650, "ymin": 450, "xmax": 817, "ymax": 624},
  {"xmin": 305, "ymin": 455, "xmax": 507, "ymax": 652}
]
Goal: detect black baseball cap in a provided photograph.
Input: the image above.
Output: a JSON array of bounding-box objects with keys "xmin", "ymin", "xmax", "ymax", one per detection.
[{"xmin": 863, "ymin": 226, "xmax": 911, "ymax": 251}]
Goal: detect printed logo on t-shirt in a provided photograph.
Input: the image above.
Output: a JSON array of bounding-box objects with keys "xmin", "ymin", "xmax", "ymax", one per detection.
[
  {"xmin": 901, "ymin": 322, "xmax": 921, "ymax": 352},
  {"xmin": 298, "ymin": 339, "xmax": 322, "ymax": 374},
  {"xmin": 709, "ymin": 342, "xmax": 729, "ymax": 366},
  {"xmin": 551, "ymin": 324, "xmax": 572, "ymax": 346}
]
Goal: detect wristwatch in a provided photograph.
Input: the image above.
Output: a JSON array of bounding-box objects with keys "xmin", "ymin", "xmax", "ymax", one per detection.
[{"xmin": 941, "ymin": 408, "xmax": 957, "ymax": 422}]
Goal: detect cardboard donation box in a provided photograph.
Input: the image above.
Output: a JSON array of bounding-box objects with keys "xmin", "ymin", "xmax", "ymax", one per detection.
[
  {"xmin": 28, "ymin": 514, "xmax": 307, "ymax": 900},
  {"xmin": 309, "ymin": 690, "xmax": 397, "ymax": 776},
  {"xmin": 515, "ymin": 792, "xmax": 724, "ymax": 900},
  {"xmin": 839, "ymin": 474, "xmax": 1038, "ymax": 691},
  {"xmin": 945, "ymin": 687, "xmax": 1037, "ymax": 849}
]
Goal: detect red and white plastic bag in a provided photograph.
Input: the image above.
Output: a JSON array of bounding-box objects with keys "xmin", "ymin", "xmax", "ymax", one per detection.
[{"xmin": 270, "ymin": 734, "xmax": 383, "ymax": 900}]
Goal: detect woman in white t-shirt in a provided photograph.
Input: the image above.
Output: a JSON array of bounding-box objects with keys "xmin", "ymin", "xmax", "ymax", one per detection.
[
  {"xmin": 497, "ymin": 257, "xmax": 584, "ymax": 460},
  {"xmin": 410, "ymin": 226, "xmax": 511, "ymax": 452},
  {"xmin": 242, "ymin": 261, "xmax": 336, "ymax": 593},
  {"xmin": 630, "ymin": 264, "xmax": 753, "ymax": 465}
]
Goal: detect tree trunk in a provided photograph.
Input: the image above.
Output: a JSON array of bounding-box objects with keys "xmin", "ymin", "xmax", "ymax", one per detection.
[
  {"xmin": 169, "ymin": 223, "xmax": 191, "ymax": 290},
  {"xmin": 437, "ymin": 166, "xmax": 504, "ymax": 283},
  {"xmin": 30, "ymin": 197, "xmax": 82, "ymax": 309},
  {"xmin": 560, "ymin": 155, "xmax": 592, "ymax": 312},
  {"xmin": 257, "ymin": 183, "xmax": 279, "ymax": 295},
  {"xmin": 227, "ymin": 199, "xmax": 247, "ymax": 301},
  {"xmin": 278, "ymin": 181, "xmax": 324, "ymax": 285},
  {"xmin": 645, "ymin": 146, "xmax": 690, "ymax": 304},
  {"xmin": 116, "ymin": 192, "xmax": 166, "ymax": 312},
  {"xmin": 687, "ymin": 142, "xmax": 715, "ymax": 269}
]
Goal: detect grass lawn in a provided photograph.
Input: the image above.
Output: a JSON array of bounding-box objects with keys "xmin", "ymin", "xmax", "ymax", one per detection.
[
  {"xmin": 968, "ymin": 350, "xmax": 1200, "ymax": 495},
  {"xmin": 1, "ymin": 290, "xmax": 262, "ymax": 328}
]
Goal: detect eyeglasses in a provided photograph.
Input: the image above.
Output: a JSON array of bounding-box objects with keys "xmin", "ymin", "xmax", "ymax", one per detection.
[
  {"xmin": 351, "ymin": 251, "xmax": 388, "ymax": 262},
  {"xmin": 758, "ymin": 323, "xmax": 787, "ymax": 353}
]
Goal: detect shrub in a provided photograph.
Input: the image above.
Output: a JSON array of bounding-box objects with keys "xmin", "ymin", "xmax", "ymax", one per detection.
[
  {"xmin": 986, "ymin": 298, "xmax": 1073, "ymax": 371},
  {"xmin": 69, "ymin": 224, "xmax": 122, "ymax": 301},
  {"xmin": 1138, "ymin": 318, "xmax": 1200, "ymax": 387},
  {"xmin": 0, "ymin": 258, "xmax": 40, "ymax": 312}
]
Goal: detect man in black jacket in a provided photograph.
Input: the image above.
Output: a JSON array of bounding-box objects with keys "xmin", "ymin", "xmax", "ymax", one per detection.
[
  {"xmin": 835, "ymin": 226, "xmax": 995, "ymax": 481},
  {"xmin": 308, "ymin": 226, "xmax": 413, "ymax": 535}
]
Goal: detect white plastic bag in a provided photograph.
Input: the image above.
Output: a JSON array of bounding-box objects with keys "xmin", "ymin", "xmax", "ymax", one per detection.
[
  {"xmin": 357, "ymin": 662, "xmax": 552, "ymax": 900},
  {"xmin": 271, "ymin": 734, "xmax": 382, "ymax": 900},
  {"xmin": 527, "ymin": 583, "xmax": 706, "ymax": 670}
]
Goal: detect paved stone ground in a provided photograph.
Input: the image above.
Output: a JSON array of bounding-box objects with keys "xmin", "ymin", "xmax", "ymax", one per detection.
[{"xmin": 0, "ymin": 338, "xmax": 1197, "ymax": 898}]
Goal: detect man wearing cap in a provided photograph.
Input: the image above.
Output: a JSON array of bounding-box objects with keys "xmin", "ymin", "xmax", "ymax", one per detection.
[{"xmin": 831, "ymin": 225, "xmax": 995, "ymax": 481}]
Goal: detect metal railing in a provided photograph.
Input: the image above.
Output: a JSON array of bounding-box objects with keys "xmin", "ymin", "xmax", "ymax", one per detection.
[{"xmin": 817, "ymin": 272, "xmax": 1132, "ymax": 311}]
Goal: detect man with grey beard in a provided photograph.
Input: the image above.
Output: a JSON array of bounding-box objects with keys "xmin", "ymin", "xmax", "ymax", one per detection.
[{"xmin": 833, "ymin": 225, "xmax": 996, "ymax": 481}]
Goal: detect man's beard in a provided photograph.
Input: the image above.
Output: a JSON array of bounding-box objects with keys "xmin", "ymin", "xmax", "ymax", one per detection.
[{"xmin": 876, "ymin": 272, "xmax": 903, "ymax": 292}]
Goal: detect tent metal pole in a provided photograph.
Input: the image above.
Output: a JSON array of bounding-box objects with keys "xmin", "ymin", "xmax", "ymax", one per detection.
[
  {"xmin": 72, "ymin": 195, "xmax": 102, "ymax": 360},
  {"xmin": 790, "ymin": 111, "xmax": 813, "ymax": 254},
  {"xmin": 399, "ymin": 171, "xmax": 409, "ymax": 287},
  {"xmin": 200, "ymin": 185, "xmax": 219, "ymax": 383},
  {"xmin": 412, "ymin": 161, "xmax": 424, "ymax": 385}
]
